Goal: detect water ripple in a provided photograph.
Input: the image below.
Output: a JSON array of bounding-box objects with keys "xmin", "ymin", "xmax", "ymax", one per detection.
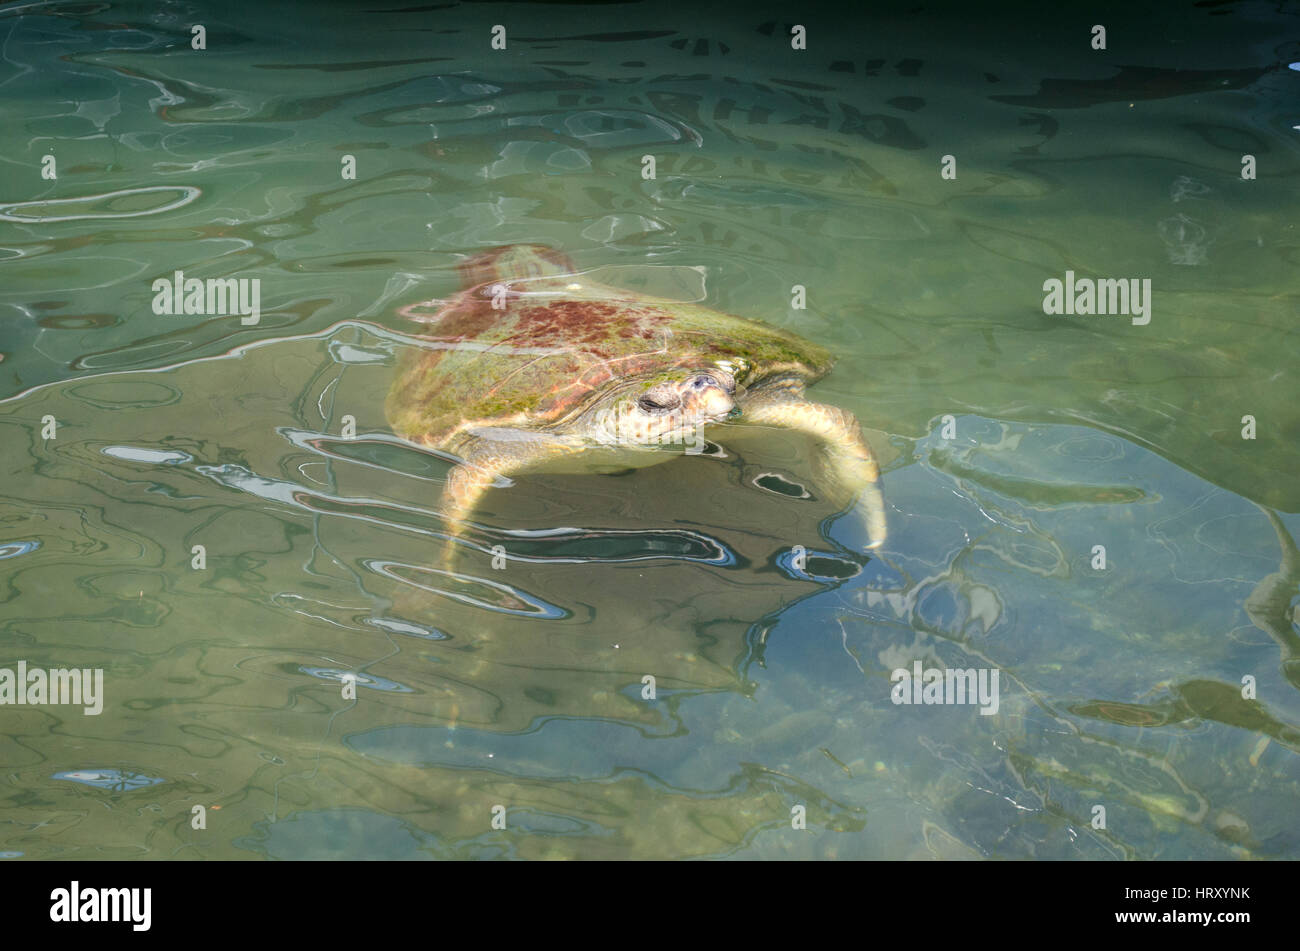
[
  {"xmin": 0, "ymin": 185, "xmax": 200, "ymax": 223},
  {"xmin": 364, "ymin": 558, "xmax": 570, "ymax": 619},
  {"xmin": 0, "ymin": 540, "xmax": 40, "ymax": 560}
]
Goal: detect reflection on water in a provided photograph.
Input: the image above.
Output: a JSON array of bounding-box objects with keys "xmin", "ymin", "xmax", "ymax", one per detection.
[
  {"xmin": 0, "ymin": 0, "xmax": 1298, "ymax": 859},
  {"xmin": 53, "ymin": 770, "xmax": 165, "ymax": 792}
]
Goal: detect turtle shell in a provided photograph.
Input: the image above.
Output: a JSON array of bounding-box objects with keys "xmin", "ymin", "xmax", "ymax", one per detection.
[{"xmin": 385, "ymin": 245, "xmax": 832, "ymax": 447}]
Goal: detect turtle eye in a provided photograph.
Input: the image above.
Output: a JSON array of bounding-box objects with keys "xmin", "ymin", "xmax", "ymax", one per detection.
[{"xmin": 637, "ymin": 383, "xmax": 680, "ymax": 414}]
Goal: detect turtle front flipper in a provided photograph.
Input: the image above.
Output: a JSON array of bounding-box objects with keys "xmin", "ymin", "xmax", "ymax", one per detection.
[
  {"xmin": 736, "ymin": 379, "xmax": 887, "ymax": 549},
  {"xmin": 440, "ymin": 428, "xmax": 581, "ymax": 565}
]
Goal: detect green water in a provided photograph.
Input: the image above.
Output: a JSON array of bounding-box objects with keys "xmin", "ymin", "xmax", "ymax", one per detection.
[{"xmin": 1, "ymin": 0, "xmax": 1298, "ymax": 859}]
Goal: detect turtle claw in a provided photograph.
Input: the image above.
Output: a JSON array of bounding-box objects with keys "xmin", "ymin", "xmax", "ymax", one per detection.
[
  {"xmin": 819, "ymin": 444, "xmax": 887, "ymax": 550},
  {"xmin": 856, "ymin": 482, "xmax": 888, "ymax": 550}
]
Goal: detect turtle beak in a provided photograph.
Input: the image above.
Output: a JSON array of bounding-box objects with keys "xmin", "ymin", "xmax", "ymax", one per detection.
[
  {"xmin": 678, "ymin": 373, "xmax": 735, "ymax": 420},
  {"xmin": 704, "ymin": 389, "xmax": 734, "ymax": 418},
  {"xmin": 681, "ymin": 385, "xmax": 733, "ymax": 420}
]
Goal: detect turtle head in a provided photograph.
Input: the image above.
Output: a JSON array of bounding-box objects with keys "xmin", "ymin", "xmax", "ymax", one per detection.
[
  {"xmin": 637, "ymin": 369, "xmax": 735, "ymax": 420},
  {"xmin": 593, "ymin": 369, "xmax": 736, "ymax": 449}
]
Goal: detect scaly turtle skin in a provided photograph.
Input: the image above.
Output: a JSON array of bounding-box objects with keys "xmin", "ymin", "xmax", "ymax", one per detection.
[{"xmin": 386, "ymin": 245, "xmax": 885, "ymax": 551}]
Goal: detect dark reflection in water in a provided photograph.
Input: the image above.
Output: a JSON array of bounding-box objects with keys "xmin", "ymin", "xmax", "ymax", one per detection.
[
  {"xmin": 456, "ymin": 526, "xmax": 739, "ymax": 565},
  {"xmin": 1075, "ymin": 681, "xmax": 1300, "ymax": 746},
  {"xmin": 990, "ymin": 65, "xmax": 1271, "ymax": 109}
]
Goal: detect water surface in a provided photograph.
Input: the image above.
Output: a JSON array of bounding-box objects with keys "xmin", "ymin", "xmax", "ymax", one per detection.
[{"xmin": 1, "ymin": 0, "xmax": 1298, "ymax": 859}]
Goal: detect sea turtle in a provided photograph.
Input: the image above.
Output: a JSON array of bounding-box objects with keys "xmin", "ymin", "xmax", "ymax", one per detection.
[{"xmin": 385, "ymin": 245, "xmax": 886, "ymax": 552}]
